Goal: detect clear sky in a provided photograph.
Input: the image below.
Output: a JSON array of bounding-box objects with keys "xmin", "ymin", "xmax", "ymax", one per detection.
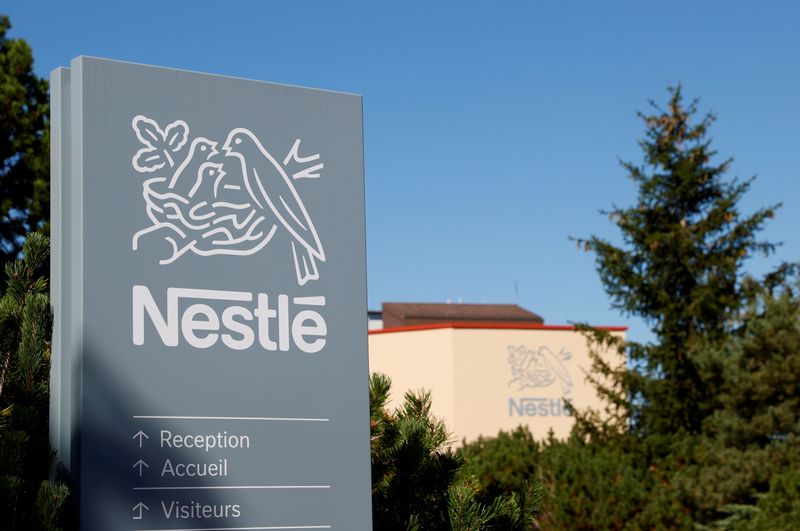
[{"xmin": 6, "ymin": 1, "xmax": 799, "ymax": 342}]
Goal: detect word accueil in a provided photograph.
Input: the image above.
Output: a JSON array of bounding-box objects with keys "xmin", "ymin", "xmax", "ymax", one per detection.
[{"xmin": 133, "ymin": 286, "xmax": 327, "ymax": 353}]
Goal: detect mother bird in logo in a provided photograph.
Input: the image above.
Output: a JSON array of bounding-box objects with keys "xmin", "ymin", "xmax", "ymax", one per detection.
[{"xmin": 222, "ymin": 128, "xmax": 325, "ymax": 286}]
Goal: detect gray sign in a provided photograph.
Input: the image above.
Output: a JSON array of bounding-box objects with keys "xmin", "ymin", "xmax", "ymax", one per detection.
[{"xmin": 51, "ymin": 56, "xmax": 371, "ymax": 530}]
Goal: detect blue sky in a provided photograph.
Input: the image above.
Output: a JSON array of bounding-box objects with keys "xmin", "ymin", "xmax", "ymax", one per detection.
[{"xmin": 7, "ymin": 1, "xmax": 799, "ymax": 342}]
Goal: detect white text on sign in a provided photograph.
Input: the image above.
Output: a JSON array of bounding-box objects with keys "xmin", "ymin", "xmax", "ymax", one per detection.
[{"xmin": 132, "ymin": 286, "xmax": 327, "ymax": 353}]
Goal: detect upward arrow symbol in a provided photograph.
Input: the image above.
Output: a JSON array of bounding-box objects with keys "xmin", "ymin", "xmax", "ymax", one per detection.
[
  {"xmin": 132, "ymin": 430, "xmax": 149, "ymax": 448},
  {"xmin": 131, "ymin": 502, "xmax": 149, "ymax": 520},
  {"xmin": 132, "ymin": 459, "xmax": 149, "ymax": 477}
]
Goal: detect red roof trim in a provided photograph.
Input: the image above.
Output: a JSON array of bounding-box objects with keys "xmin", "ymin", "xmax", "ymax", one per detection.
[{"xmin": 369, "ymin": 322, "xmax": 628, "ymax": 335}]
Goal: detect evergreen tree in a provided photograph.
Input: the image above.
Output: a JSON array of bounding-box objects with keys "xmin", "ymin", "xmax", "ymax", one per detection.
[
  {"xmin": 689, "ymin": 280, "xmax": 800, "ymax": 526},
  {"xmin": 0, "ymin": 233, "xmax": 68, "ymax": 530},
  {"xmin": 370, "ymin": 374, "xmax": 543, "ymax": 530},
  {"xmin": 457, "ymin": 427, "xmax": 546, "ymax": 530},
  {"xmin": 459, "ymin": 426, "xmax": 541, "ymax": 500},
  {"xmin": 491, "ymin": 86, "xmax": 800, "ymax": 528},
  {"xmin": 0, "ymin": 15, "xmax": 50, "ymax": 272},
  {"xmin": 576, "ymin": 85, "xmax": 784, "ymax": 436},
  {"xmin": 370, "ymin": 373, "xmax": 463, "ymax": 529},
  {"xmin": 704, "ymin": 280, "xmax": 800, "ymax": 448},
  {"xmin": 743, "ymin": 465, "xmax": 800, "ymax": 530}
]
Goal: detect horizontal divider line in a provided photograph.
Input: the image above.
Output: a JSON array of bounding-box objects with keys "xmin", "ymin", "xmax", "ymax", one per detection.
[
  {"xmin": 133, "ymin": 416, "xmax": 329, "ymax": 422},
  {"xmin": 133, "ymin": 485, "xmax": 331, "ymax": 491},
  {"xmin": 135, "ymin": 526, "xmax": 331, "ymax": 531}
]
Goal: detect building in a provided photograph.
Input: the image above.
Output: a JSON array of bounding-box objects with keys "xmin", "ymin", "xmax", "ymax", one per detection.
[{"xmin": 368, "ymin": 302, "xmax": 625, "ymax": 443}]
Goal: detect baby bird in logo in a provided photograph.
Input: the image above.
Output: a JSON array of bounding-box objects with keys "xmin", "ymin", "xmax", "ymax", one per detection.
[
  {"xmin": 187, "ymin": 162, "xmax": 226, "ymax": 199},
  {"xmin": 222, "ymin": 128, "xmax": 325, "ymax": 286},
  {"xmin": 168, "ymin": 137, "xmax": 220, "ymax": 195}
]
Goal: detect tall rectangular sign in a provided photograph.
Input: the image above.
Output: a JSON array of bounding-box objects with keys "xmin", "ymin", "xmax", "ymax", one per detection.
[{"xmin": 51, "ymin": 56, "xmax": 372, "ymax": 530}]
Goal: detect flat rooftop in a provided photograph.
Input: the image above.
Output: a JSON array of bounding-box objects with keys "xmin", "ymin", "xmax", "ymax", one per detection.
[{"xmin": 380, "ymin": 302, "xmax": 545, "ymax": 328}]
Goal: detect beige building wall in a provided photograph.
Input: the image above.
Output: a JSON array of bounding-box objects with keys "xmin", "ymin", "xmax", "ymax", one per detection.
[
  {"xmin": 369, "ymin": 325, "xmax": 624, "ymax": 444},
  {"xmin": 368, "ymin": 328, "xmax": 456, "ymax": 426}
]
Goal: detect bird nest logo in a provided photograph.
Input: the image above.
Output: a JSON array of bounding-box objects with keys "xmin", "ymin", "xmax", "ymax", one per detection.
[
  {"xmin": 130, "ymin": 115, "xmax": 325, "ymax": 286},
  {"xmin": 507, "ymin": 345, "xmax": 573, "ymax": 395}
]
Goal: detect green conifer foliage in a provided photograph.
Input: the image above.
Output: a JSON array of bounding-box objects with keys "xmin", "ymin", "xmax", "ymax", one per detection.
[
  {"xmin": 0, "ymin": 233, "xmax": 67, "ymax": 530},
  {"xmin": 688, "ymin": 281, "xmax": 800, "ymax": 526},
  {"xmin": 0, "ymin": 16, "xmax": 50, "ymax": 269},
  {"xmin": 459, "ymin": 426, "xmax": 540, "ymax": 500},
  {"xmin": 370, "ymin": 373, "xmax": 463, "ymax": 530},
  {"xmin": 577, "ymin": 86, "xmax": 782, "ymax": 436},
  {"xmin": 369, "ymin": 374, "xmax": 543, "ymax": 530},
  {"xmin": 705, "ymin": 282, "xmax": 800, "ymax": 447},
  {"xmin": 744, "ymin": 466, "xmax": 800, "ymax": 530}
]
